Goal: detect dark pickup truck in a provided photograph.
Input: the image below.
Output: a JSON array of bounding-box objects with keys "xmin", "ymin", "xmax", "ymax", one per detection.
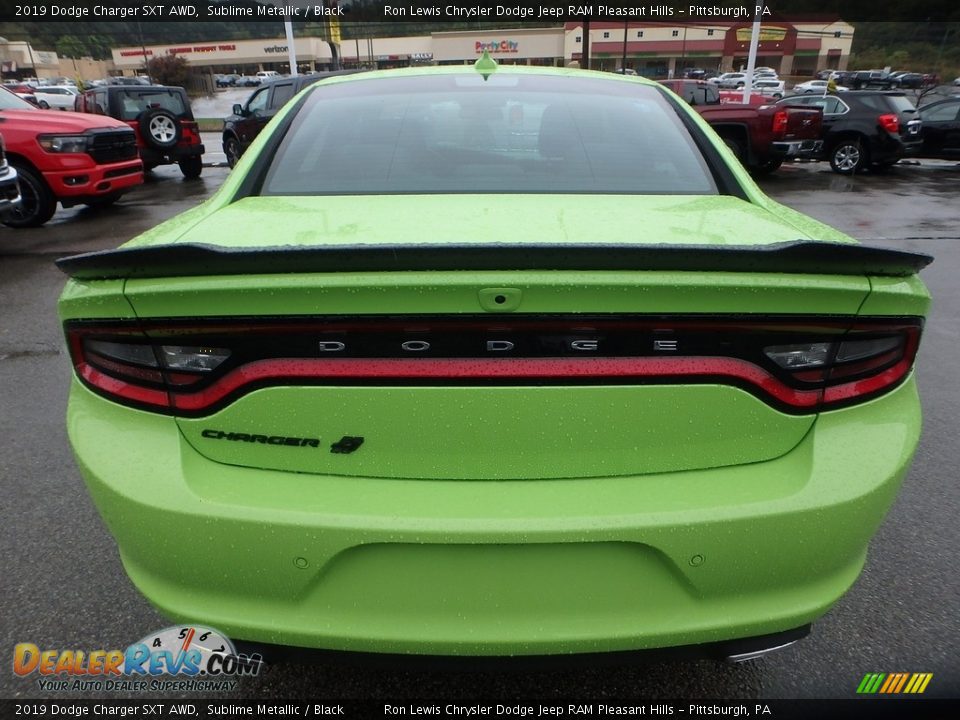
[{"xmin": 660, "ymin": 79, "xmax": 823, "ymax": 174}]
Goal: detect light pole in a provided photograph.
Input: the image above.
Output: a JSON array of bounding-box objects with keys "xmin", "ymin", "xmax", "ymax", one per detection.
[
  {"xmin": 137, "ymin": 21, "xmax": 151, "ymax": 82},
  {"xmin": 621, "ymin": 20, "xmax": 628, "ymax": 73},
  {"xmin": 582, "ymin": 20, "xmax": 590, "ymax": 69}
]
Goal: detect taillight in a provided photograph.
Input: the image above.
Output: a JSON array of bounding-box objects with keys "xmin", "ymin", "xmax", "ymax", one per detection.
[
  {"xmin": 762, "ymin": 324, "xmax": 920, "ymax": 406},
  {"xmin": 65, "ymin": 316, "xmax": 923, "ymax": 417},
  {"xmin": 772, "ymin": 110, "xmax": 789, "ymax": 136},
  {"xmin": 878, "ymin": 113, "xmax": 900, "ymax": 133},
  {"xmin": 67, "ymin": 324, "xmax": 231, "ymax": 411},
  {"xmin": 180, "ymin": 121, "xmax": 201, "ymax": 145}
]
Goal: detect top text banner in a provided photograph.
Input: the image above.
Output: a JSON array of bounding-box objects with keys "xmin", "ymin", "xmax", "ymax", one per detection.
[{"xmin": 3, "ymin": 1, "xmax": 959, "ymax": 23}]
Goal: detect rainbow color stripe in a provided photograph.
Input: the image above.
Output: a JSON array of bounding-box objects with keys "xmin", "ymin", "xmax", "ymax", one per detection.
[{"xmin": 857, "ymin": 672, "xmax": 933, "ymax": 694}]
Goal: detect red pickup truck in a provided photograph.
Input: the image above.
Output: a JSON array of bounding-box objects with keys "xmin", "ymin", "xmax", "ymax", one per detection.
[
  {"xmin": 660, "ymin": 79, "xmax": 822, "ymax": 174},
  {"xmin": 0, "ymin": 86, "xmax": 143, "ymax": 228}
]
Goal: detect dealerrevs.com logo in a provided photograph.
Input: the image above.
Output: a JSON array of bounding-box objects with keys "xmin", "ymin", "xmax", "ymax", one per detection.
[{"xmin": 13, "ymin": 626, "xmax": 263, "ymax": 692}]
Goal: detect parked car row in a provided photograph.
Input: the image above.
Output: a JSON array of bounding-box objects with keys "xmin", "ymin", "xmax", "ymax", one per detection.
[
  {"xmin": 0, "ymin": 86, "xmax": 143, "ymax": 228},
  {"xmin": 2, "ymin": 72, "xmax": 957, "ymax": 229},
  {"xmin": 0, "ymin": 80, "xmax": 205, "ymax": 227},
  {"xmin": 661, "ymin": 79, "xmax": 821, "ymax": 174},
  {"xmin": 662, "ymin": 80, "xmax": 959, "ymax": 175},
  {"xmin": 6, "ymin": 83, "xmax": 81, "ymax": 110},
  {"xmin": 215, "ymin": 71, "xmax": 281, "ymax": 88},
  {"xmin": 792, "ymin": 80, "xmax": 850, "ymax": 94},
  {"xmin": 825, "ymin": 69, "xmax": 943, "ymax": 90}
]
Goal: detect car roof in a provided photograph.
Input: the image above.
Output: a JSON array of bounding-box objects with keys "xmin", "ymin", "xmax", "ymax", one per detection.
[
  {"xmin": 99, "ymin": 85, "xmax": 186, "ymax": 93},
  {"xmin": 922, "ymin": 97, "xmax": 960, "ymax": 107},
  {"xmin": 294, "ymin": 64, "xmax": 664, "ymax": 90},
  {"xmin": 260, "ymin": 70, "xmax": 364, "ymax": 90}
]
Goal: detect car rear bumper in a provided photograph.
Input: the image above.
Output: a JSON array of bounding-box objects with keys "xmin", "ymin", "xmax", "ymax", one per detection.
[
  {"xmin": 67, "ymin": 375, "xmax": 922, "ymax": 656},
  {"xmin": 868, "ymin": 133, "xmax": 923, "ymax": 163},
  {"xmin": 140, "ymin": 144, "xmax": 205, "ymax": 165},
  {"xmin": 771, "ymin": 139, "xmax": 823, "ymax": 158}
]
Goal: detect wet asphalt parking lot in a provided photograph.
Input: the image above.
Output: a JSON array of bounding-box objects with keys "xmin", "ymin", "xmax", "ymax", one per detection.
[{"xmin": 1, "ymin": 155, "xmax": 958, "ymax": 702}]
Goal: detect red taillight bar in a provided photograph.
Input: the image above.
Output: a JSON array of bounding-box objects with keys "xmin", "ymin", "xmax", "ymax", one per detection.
[
  {"xmin": 65, "ymin": 317, "xmax": 923, "ymax": 417},
  {"xmin": 168, "ymin": 357, "xmax": 824, "ymax": 412}
]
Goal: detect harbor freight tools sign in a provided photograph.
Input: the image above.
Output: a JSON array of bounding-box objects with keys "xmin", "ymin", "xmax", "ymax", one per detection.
[{"xmin": 13, "ymin": 626, "xmax": 263, "ymax": 693}]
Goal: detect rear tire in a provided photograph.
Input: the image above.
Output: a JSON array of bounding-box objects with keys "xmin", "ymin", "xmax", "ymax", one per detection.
[
  {"xmin": 2, "ymin": 163, "xmax": 57, "ymax": 228},
  {"xmin": 223, "ymin": 135, "xmax": 242, "ymax": 169},
  {"xmin": 178, "ymin": 156, "xmax": 203, "ymax": 179},
  {"xmin": 38, "ymin": 100, "xmax": 49, "ymax": 109},
  {"xmin": 829, "ymin": 139, "xmax": 868, "ymax": 174},
  {"xmin": 752, "ymin": 157, "xmax": 784, "ymax": 175},
  {"xmin": 721, "ymin": 137, "xmax": 744, "ymax": 162}
]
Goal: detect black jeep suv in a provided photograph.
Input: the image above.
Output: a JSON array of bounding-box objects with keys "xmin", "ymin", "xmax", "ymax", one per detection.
[
  {"xmin": 774, "ymin": 91, "xmax": 922, "ymax": 174},
  {"xmin": 75, "ymin": 85, "xmax": 204, "ymax": 178}
]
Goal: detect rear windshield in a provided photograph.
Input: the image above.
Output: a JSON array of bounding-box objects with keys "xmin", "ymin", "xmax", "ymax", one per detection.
[
  {"xmin": 855, "ymin": 94, "xmax": 917, "ymax": 114},
  {"xmin": 261, "ymin": 73, "xmax": 717, "ymax": 196},
  {"xmin": 116, "ymin": 89, "xmax": 187, "ymax": 120},
  {"xmin": 884, "ymin": 95, "xmax": 919, "ymax": 113}
]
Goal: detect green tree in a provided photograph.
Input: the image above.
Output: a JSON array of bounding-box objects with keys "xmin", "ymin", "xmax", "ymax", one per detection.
[
  {"xmin": 146, "ymin": 54, "xmax": 190, "ymax": 87},
  {"xmin": 88, "ymin": 35, "xmax": 114, "ymax": 61},
  {"xmin": 55, "ymin": 35, "xmax": 88, "ymax": 59}
]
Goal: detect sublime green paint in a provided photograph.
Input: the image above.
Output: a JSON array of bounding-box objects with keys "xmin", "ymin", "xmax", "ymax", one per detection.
[
  {"xmin": 135, "ymin": 193, "xmax": 840, "ymax": 250},
  {"xmin": 59, "ymin": 65, "xmax": 931, "ymax": 655},
  {"xmin": 116, "ymin": 270, "xmax": 871, "ymax": 319},
  {"xmin": 863, "ymin": 275, "xmax": 932, "ymax": 317},
  {"xmin": 111, "ymin": 65, "xmax": 852, "ymax": 254},
  {"xmin": 58, "ymin": 279, "xmax": 136, "ymax": 320},
  {"xmin": 177, "ymin": 384, "xmax": 814, "ymax": 479},
  {"xmin": 67, "ymin": 375, "xmax": 921, "ymax": 654}
]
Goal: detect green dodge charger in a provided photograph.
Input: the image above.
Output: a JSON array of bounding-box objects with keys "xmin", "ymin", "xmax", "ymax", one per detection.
[{"xmin": 58, "ymin": 61, "xmax": 931, "ymax": 661}]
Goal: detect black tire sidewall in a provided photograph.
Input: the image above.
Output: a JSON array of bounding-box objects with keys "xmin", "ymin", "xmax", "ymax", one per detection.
[
  {"xmin": 224, "ymin": 136, "xmax": 241, "ymax": 168},
  {"xmin": 2, "ymin": 163, "xmax": 57, "ymax": 228},
  {"xmin": 179, "ymin": 156, "xmax": 203, "ymax": 178},
  {"xmin": 139, "ymin": 109, "xmax": 182, "ymax": 150}
]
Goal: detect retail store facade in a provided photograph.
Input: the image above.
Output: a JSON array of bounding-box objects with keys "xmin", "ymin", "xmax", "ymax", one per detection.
[
  {"xmin": 568, "ymin": 20, "xmax": 854, "ymax": 77},
  {"xmin": 5, "ymin": 20, "xmax": 849, "ymax": 81}
]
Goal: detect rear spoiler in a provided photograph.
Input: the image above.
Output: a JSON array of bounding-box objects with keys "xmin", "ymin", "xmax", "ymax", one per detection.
[{"xmin": 56, "ymin": 241, "xmax": 932, "ymax": 280}]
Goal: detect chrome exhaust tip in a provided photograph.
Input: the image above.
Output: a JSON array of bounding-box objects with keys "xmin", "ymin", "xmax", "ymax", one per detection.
[
  {"xmin": 725, "ymin": 637, "xmax": 803, "ymax": 663},
  {"xmin": 715, "ymin": 624, "xmax": 811, "ymax": 663}
]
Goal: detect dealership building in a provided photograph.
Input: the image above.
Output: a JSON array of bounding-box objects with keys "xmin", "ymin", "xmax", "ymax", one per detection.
[{"xmin": 108, "ymin": 20, "xmax": 853, "ymax": 78}]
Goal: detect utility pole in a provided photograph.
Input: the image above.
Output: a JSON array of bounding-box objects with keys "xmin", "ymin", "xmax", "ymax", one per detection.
[
  {"xmin": 137, "ymin": 21, "xmax": 150, "ymax": 82},
  {"xmin": 582, "ymin": 21, "xmax": 590, "ymax": 69},
  {"xmin": 742, "ymin": 10, "xmax": 762, "ymax": 104},
  {"xmin": 621, "ymin": 20, "xmax": 628, "ymax": 72},
  {"xmin": 284, "ymin": 17, "xmax": 298, "ymax": 76}
]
